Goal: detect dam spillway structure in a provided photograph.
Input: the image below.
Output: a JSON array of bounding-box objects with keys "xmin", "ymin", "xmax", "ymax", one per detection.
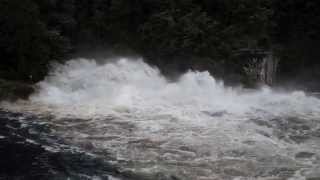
[{"xmin": 235, "ymin": 48, "xmax": 279, "ymax": 86}]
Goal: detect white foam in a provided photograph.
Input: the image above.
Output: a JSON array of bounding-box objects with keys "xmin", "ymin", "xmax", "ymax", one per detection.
[
  {"xmin": 24, "ymin": 57, "xmax": 320, "ymax": 120},
  {"xmin": 3, "ymin": 57, "xmax": 320, "ymax": 179}
]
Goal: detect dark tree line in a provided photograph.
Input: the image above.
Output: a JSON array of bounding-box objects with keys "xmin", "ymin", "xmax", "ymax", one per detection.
[{"xmin": 0, "ymin": 0, "xmax": 319, "ymax": 85}]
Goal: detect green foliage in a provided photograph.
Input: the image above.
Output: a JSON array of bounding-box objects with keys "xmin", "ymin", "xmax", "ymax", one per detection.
[
  {"xmin": 0, "ymin": 0, "xmax": 319, "ymax": 83},
  {"xmin": 141, "ymin": 6, "xmax": 219, "ymax": 56},
  {"xmin": 272, "ymin": 0, "xmax": 320, "ymax": 80},
  {"xmin": 0, "ymin": 0, "xmax": 69, "ymax": 82}
]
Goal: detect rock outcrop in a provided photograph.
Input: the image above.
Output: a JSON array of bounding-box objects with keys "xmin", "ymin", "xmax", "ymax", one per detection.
[{"xmin": 0, "ymin": 79, "xmax": 34, "ymax": 101}]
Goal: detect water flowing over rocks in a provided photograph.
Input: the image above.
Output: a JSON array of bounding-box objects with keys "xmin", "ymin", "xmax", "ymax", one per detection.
[{"xmin": 1, "ymin": 58, "xmax": 320, "ymax": 180}]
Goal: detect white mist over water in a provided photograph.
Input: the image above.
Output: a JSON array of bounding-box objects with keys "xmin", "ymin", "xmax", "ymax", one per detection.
[
  {"xmin": 28, "ymin": 57, "xmax": 320, "ymax": 118},
  {"xmin": 3, "ymin": 57, "xmax": 320, "ymax": 179}
]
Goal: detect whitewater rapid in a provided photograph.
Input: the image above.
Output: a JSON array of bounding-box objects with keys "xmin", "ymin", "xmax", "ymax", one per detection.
[{"xmin": 2, "ymin": 57, "xmax": 320, "ymax": 180}]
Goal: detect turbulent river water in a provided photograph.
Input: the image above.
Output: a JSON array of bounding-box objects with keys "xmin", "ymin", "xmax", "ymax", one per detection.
[{"xmin": 1, "ymin": 58, "xmax": 320, "ymax": 180}]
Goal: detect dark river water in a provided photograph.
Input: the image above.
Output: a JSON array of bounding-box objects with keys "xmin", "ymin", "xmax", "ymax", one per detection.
[{"xmin": 1, "ymin": 58, "xmax": 320, "ymax": 180}]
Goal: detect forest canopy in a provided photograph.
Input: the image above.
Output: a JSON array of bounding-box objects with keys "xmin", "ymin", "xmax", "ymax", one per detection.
[{"xmin": 0, "ymin": 0, "xmax": 319, "ymax": 85}]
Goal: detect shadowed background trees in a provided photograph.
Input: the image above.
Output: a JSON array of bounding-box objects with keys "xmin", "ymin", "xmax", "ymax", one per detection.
[{"xmin": 0, "ymin": 0, "xmax": 319, "ymax": 88}]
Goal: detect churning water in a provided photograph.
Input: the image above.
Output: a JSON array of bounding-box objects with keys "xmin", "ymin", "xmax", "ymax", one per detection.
[{"xmin": 2, "ymin": 57, "xmax": 320, "ymax": 180}]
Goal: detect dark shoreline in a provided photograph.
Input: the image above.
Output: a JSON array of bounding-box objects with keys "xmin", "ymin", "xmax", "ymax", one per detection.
[{"xmin": 0, "ymin": 79, "xmax": 34, "ymax": 101}]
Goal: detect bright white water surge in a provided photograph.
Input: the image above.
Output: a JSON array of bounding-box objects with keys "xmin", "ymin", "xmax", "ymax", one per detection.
[{"xmin": 3, "ymin": 57, "xmax": 320, "ymax": 180}]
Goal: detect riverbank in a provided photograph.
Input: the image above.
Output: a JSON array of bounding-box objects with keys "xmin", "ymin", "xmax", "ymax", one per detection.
[{"xmin": 0, "ymin": 79, "xmax": 34, "ymax": 101}]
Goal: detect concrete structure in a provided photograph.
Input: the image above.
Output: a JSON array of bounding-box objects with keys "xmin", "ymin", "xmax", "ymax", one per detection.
[{"xmin": 235, "ymin": 49, "xmax": 279, "ymax": 86}]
